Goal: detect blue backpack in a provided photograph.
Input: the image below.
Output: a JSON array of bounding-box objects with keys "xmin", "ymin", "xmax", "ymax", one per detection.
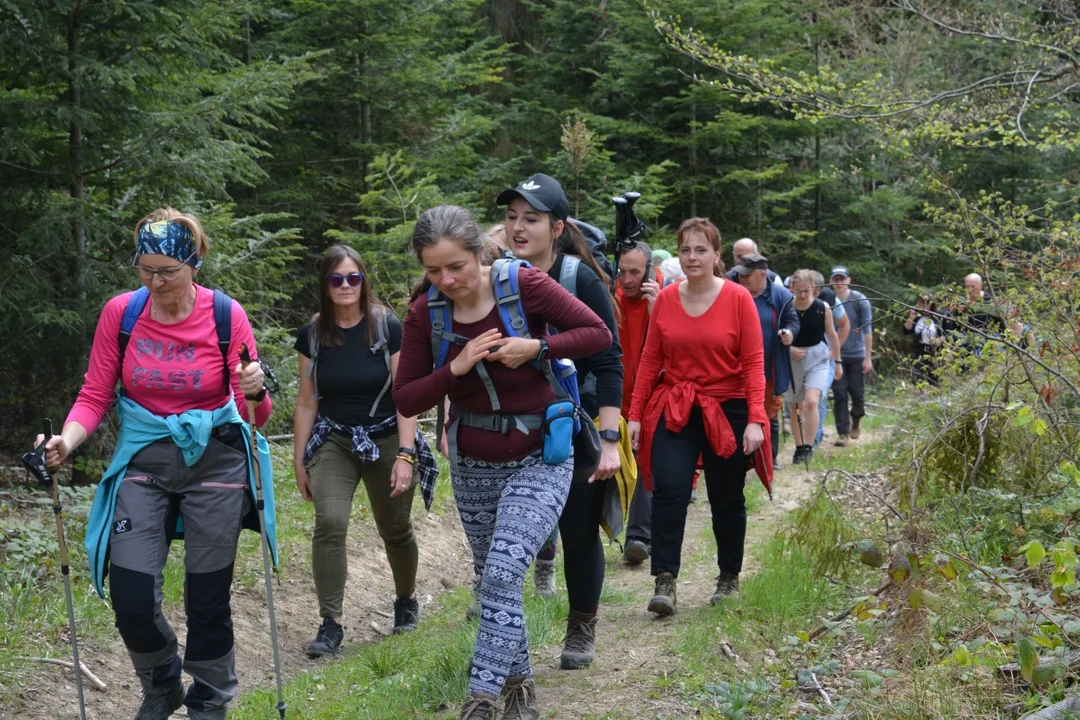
[{"xmin": 118, "ymin": 286, "xmax": 234, "ymax": 393}]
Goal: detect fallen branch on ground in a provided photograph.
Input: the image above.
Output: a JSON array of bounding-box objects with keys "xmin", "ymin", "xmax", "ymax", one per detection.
[
  {"xmin": 1021, "ymin": 694, "xmax": 1080, "ymax": 719},
  {"xmin": 808, "ymin": 580, "xmax": 892, "ymax": 641},
  {"xmin": 15, "ymin": 657, "xmax": 107, "ymax": 691}
]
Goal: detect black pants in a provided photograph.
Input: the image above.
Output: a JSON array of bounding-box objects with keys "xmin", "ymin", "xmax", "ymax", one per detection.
[
  {"xmin": 650, "ymin": 402, "xmax": 749, "ymax": 578},
  {"xmin": 770, "ymin": 415, "xmax": 780, "ymax": 461},
  {"xmin": 559, "ymin": 477, "xmax": 606, "ymax": 613},
  {"xmin": 832, "ymin": 357, "xmax": 865, "ymax": 434}
]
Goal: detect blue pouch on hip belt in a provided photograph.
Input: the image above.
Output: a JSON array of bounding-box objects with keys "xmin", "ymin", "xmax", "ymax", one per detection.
[{"xmin": 542, "ymin": 400, "xmax": 576, "ymax": 465}]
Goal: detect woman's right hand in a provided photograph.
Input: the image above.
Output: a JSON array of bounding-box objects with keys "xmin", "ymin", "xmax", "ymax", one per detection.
[
  {"xmin": 295, "ymin": 465, "xmax": 313, "ymax": 502},
  {"xmin": 35, "ymin": 434, "xmax": 68, "ymax": 469},
  {"xmin": 449, "ymin": 329, "xmax": 503, "ymax": 377},
  {"xmin": 628, "ymin": 421, "xmax": 642, "ymax": 451},
  {"xmin": 790, "ymin": 346, "xmax": 807, "ymax": 360}
]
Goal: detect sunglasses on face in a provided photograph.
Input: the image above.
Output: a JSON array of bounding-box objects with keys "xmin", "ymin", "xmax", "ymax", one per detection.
[{"xmin": 329, "ymin": 272, "xmax": 363, "ymax": 288}]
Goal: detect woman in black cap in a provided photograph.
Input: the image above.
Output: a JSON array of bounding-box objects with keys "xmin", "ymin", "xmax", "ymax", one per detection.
[{"xmin": 497, "ymin": 173, "xmax": 624, "ymax": 672}]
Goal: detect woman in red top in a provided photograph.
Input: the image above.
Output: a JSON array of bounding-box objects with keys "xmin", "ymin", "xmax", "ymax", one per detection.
[{"xmin": 627, "ymin": 217, "xmax": 769, "ymax": 616}]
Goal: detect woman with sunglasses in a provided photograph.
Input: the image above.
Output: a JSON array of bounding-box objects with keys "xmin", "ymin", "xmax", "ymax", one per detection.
[
  {"xmin": 293, "ymin": 245, "xmax": 436, "ymax": 654},
  {"xmin": 35, "ymin": 208, "xmax": 271, "ymax": 720}
]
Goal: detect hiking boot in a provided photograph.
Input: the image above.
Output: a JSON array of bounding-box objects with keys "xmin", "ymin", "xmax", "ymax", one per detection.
[
  {"xmin": 834, "ymin": 434, "xmax": 849, "ymax": 447},
  {"xmin": 560, "ymin": 609, "xmax": 598, "ymax": 669},
  {"xmin": 393, "ymin": 596, "xmax": 420, "ymax": 634},
  {"xmin": 460, "ymin": 692, "xmax": 500, "ymax": 719},
  {"xmin": 689, "ymin": 488, "xmax": 698, "ymax": 503},
  {"xmin": 134, "ymin": 678, "xmax": 184, "ymax": 720},
  {"xmin": 850, "ymin": 417, "xmax": 862, "ymax": 439},
  {"xmin": 533, "ymin": 559, "xmax": 557, "ymax": 598},
  {"xmin": 624, "ymin": 539, "xmax": 650, "ymax": 567},
  {"xmin": 792, "ymin": 445, "xmax": 806, "ymax": 464},
  {"xmin": 709, "ymin": 572, "xmax": 740, "ymax": 605},
  {"xmin": 501, "ymin": 675, "xmax": 540, "ymax": 720},
  {"xmin": 647, "ymin": 571, "xmax": 677, "ymax": 616},
  {"xmin": 306, "ymin": 616, "xmax": 344, "ymax": 658}
]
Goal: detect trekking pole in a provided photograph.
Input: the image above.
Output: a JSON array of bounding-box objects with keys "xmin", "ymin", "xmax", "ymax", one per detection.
[
  {"xmin": 21, "ymin": 419, "xmax": 87, "ymax": 720},
  {"xmin": 238, "ymin": 345, "xmax": 287, "ymax": 720}
]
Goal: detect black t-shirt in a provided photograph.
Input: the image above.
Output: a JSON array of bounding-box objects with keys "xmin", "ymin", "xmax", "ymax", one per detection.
[
  {"xmin": 294, "ymin": 311, "xmax": 403, "ymax": 425},
  {"xmin": 793, "ymin": 298, "xmax": 827, "ymax": 347},
  {"xmin": 818, "ymin": 286, "xmax": 838, "ymax": 307}
]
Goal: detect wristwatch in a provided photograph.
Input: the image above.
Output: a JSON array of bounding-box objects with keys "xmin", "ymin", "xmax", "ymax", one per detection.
[
  {"xmin": 536, "ymin": 337, "xmax": 550, "ymax": 363},
  {"xmin": 598, "ymin": 429, "xmax": 621, "ymax": 443}
]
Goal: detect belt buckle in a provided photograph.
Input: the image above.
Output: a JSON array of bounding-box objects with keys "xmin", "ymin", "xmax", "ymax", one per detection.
[{"xmin": 497, "ymin": 416, "xmax": 511, "ymax": 434}]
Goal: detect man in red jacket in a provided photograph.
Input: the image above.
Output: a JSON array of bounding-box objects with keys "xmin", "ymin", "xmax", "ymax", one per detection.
[{"xmin": 616, "ymin": 243, "xmax": 661, "ymax": 565}]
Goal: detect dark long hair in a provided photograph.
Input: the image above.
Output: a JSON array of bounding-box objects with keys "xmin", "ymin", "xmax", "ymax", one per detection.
[
  {"xmin": 314, "ymin": 244, "xmax": 384, "ymax": 347},
  {"xmin": 553, "ymin": 218, "xmax": 613, "ymax": 289}
]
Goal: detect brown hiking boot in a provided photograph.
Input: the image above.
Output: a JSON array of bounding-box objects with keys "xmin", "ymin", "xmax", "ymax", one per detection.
[
  {"xmin": 834, "ymin": 434, "xmax": 849, "ymax": 447},
  {"xmin": 501, "ymin": 675, "xmax": 540, "ymax": 720},
  {"xmin": 850, "ymin": 417, "xmax": 862, "ymax": 439},
  {"xmin": 709, "ymin": 571, "xmax": 740, "ymax": 605},
  {"xmin": 460, "ymin": 692, "xmax": 499, "ymax": 719},
  {"xmin": 648, "ymin": 571, "xmax": 677, "ymax": 616},
  {"xmin": 560, "ymin": 609, "xmax": 598, "ymax": 669}
]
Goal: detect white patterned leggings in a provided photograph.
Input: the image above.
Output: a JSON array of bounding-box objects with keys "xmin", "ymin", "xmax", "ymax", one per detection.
[{"xmin": 452, "ymin": 451, "xmax": 572, "ymax": 696}]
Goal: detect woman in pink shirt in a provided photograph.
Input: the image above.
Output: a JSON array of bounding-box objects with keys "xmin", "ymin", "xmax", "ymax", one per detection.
[{"xmin": 36, "ymin": 208, "xmax": 270, "ymax": 720}]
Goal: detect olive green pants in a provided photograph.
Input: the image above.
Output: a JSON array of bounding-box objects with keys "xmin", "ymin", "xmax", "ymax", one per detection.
[{"xmin": 308, "ymin": 431, "xmax": 418, "ymax": 619}]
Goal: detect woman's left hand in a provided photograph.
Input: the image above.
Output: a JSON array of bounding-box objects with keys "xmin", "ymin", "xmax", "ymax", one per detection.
[
  {"xmin": 590, "ymin": 441, "xmax": 621, "ymax": 482},
  {"xmin": 743, "ymin": 422, "xmax": 765, "ymax": 455},
  {"xmin": 487, "ymin": 337, "xmax": 542, "ymax": 369},
  {"xmin": 390, "ymin": 459, "xmax": 414, "ymax": 498},
  {"xmin": 234, "ymin": 362, "xmax": 265, "ymax": 398}
]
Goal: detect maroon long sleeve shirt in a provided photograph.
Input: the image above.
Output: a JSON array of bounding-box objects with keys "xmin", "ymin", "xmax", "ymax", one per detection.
[{"xmin": 393, "ymin": 265, "xmax": 612, "ymax": 463}]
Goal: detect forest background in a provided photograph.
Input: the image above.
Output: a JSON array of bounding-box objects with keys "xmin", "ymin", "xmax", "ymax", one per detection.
[{"xmin": 0, "ymin": 0, "xmax": 1068, "ymax": 459}]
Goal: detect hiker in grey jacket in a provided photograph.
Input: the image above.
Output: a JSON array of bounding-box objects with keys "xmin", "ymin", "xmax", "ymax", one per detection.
[{"xmin": 829, "ymin": 266, "xmax": 873, "ymax": 445}]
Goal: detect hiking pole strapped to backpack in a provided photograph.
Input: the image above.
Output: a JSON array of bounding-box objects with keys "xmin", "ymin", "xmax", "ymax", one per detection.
[
  {"xmin": 612, "ymin": 191, "xmax": 647, "ymax": 276},
  {"xmin": 21, "ymin": 419, "xmax": 87, "ymax": 720},
  {"xmin": 238, "ymin": 344, "xmax": 287, "ymax": 720}
]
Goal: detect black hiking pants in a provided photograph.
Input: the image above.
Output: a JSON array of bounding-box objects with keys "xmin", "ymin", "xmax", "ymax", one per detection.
[
  {"xmin": 559, "ymin": 476, "xmax": 607, "ymax": 613},
  {"xmin": 649, "ymin": 402, "xmax": 749, "ymax": 578},
  {"xmin": 832, "ymin": 356, "xmax": 865, "ymax": 435}
]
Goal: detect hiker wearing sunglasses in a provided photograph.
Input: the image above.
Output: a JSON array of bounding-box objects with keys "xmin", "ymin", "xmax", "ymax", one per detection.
[
  {"xmin": 393, "ymin": 204, "xmax": 611, "ymax": 720},
  {"xmin": 293, "ymin": 245, "xmax": 436, "ymax": 652},
  {"xmin": 35, "ymin": 208, "xmax": 273, "ymax": 720}
]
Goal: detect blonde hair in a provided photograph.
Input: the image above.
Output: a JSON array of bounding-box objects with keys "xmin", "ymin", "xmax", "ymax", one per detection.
[
  {"xmin": 790, "ymin": 269, "xmax": 815, "ymax": 290},
  {"xmin": 133, "ymin": 207, "xmax": 211, "ymax": 259}
]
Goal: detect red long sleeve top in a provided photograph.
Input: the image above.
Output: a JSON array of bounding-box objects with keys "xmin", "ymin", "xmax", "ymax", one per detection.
[
  {"xmin": 393, "ymin": 266, "xmax": 612, "ymax": 463},
  {"xmin": 67, "ymin": 284, "xmax": 271, "ymax": 435},
  {"xmin": 629, "ymin": 280, "xmax": 771, "ymax": 492}
]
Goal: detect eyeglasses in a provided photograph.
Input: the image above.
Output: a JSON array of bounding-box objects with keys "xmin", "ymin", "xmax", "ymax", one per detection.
[
  {"xmin": 133, "ymin": 252, "xmax": 196, "ymax": 282},
  {"xmin": 329, "ymin": 272, "xmax": 363, "ymax": 288}
]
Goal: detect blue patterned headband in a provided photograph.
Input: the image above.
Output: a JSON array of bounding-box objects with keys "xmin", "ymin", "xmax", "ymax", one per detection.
[{"xmin": 136, "ymin": 220, "xmax": 202, "ymax": 269}]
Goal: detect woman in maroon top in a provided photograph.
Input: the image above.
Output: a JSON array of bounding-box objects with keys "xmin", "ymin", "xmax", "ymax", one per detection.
[
  {"xmin": 627, "ymin": 218, "xmax": 769, "ymax": 616},
  {"xmin": 392, "ymin": 205, "xmax": 610, "ymax": 720}
]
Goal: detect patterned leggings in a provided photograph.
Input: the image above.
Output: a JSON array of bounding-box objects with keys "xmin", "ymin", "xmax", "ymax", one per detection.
[{"xmin": 453, "ymin": 452, "xmax": 572, "ymax": 696}]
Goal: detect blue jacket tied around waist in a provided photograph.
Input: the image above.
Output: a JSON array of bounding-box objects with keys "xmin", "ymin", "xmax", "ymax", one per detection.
[{"xmin": 85, "ymin": 395, "xmax": 278, "ymax": 598}]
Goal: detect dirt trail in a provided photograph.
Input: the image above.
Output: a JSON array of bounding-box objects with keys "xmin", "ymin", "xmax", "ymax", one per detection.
[
  {"xmin": 3, "ymin": 501, "xmax": 473, "ymax": 720},
  {"xmin": 530, "ymin": 437, "xmax": 866, "ymax": 719}
]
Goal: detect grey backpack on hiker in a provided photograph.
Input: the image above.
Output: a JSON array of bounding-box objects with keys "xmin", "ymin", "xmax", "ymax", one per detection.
[{"xmin": 306, "ymin": 307, "xmax": 393, "ymax": 418}]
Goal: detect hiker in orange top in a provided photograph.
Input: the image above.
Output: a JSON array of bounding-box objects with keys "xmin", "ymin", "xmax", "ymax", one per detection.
[{"xmin": 615, "ymin": 242, "xmax": 661, "ymax": 566}]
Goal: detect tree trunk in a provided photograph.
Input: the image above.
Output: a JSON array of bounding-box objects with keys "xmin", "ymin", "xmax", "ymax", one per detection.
[
  {"xmin": 689, "ymin": 96, "xmax": 698, "ymax": 218},
  {"xmin": 67, "ymin": 6, "xmax": 85, "ymax": 304},
  {"xmin": 813, "ymin": 11, "xmax": 822, "ymax": 239}
]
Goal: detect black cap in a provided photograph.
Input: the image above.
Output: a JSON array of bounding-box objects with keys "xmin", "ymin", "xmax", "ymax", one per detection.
[
  {"xmin": 732, "ymin": 252, "xmax": 769, "ymax": 275},
  {"xmin": 830, "ymin": 265, "xmax": 850, "ymax": 279},
  {"xmin": 496, "ymin": 173, "xmax": 570, "ymax": 221}
]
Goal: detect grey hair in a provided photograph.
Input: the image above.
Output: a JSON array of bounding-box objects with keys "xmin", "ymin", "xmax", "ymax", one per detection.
[
  {"xmin": 411, "ymin": 204, "xmax": 485, "ymax": 261},
  {"xmin": 624, "ymin": 241, "xmax": 653, "ymax": 266},
  {"xmin": 734, "ymin": 237, "xmax": 758, "ymax": 252}
]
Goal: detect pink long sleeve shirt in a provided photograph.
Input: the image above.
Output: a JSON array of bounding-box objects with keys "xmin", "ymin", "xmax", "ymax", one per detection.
[{"xmin": 67, "ymin": 284, "xmax": 271, "ymax": 435}]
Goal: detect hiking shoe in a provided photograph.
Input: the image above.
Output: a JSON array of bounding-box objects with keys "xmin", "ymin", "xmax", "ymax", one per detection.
[
  {"xmin": 834, "ymin": 434, "xmax": 849, "ymax": 447},
  {"xmin": 533, "ymin": 559, "xmax": 557, "ymax": 598},
  {"xmin": 850, "ymin": 418, "xmax": 862, "ymax": 439},
  {"xmin": 774, "ymin": 460, "xmax": 783, "ymax": 471},
  {"xmin": 624, "ymin": 539, "xmax": 650, "ymax": 566},
  {"xmin": 647, "ymin": 571, "xmax": 677, "ymax": 616},
  {"xmin": 709, "ymin": 572, "xmax": 740, "ymax": 605},
  {"xmin": 306, "ymin": 616, "xmax": 344, "ymax": 658},
  {"xmin": 501, "ymin": 675, "xmax": 540, "ymax": 720},
  {"xmin": 689, "ymin": 488, "xmax": 698, "ymax": 503},
  {"xmin": 792, "ymin": 446, "xmax": 806, "ymax": 464},
  {"xmin": 393, "ymin": 596, "xmax": 420, "ymax": 634},
  {"xmin": 560, "ymin": 609, "xmax": 598, "ymax": 669},
  {"xmin": 460, "ymin": 692, "xmax": 500, "ymax": 719},
  {"xmin": 134, "ymin": 678, "xmax": 183, "ymax": 720}
]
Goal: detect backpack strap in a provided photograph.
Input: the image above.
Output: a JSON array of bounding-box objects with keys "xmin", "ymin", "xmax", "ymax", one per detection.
[
  {"xmin": 305, "ymin": 319, "xmax": 322, "ymax": 401},
  {"xmin": 558, "ymin": 255, "xmax": 580, "ymax": 298},
  {"xmin": 118, "ymin": 287, "xmax": 150, "ymax": 360},
  {"xmin": 368, "ymin": 307, "xmax": 393, "ymax": 418},
  {"xmin": 212, "ymin": 289, "xmax": 232, "ymax": 393}
]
